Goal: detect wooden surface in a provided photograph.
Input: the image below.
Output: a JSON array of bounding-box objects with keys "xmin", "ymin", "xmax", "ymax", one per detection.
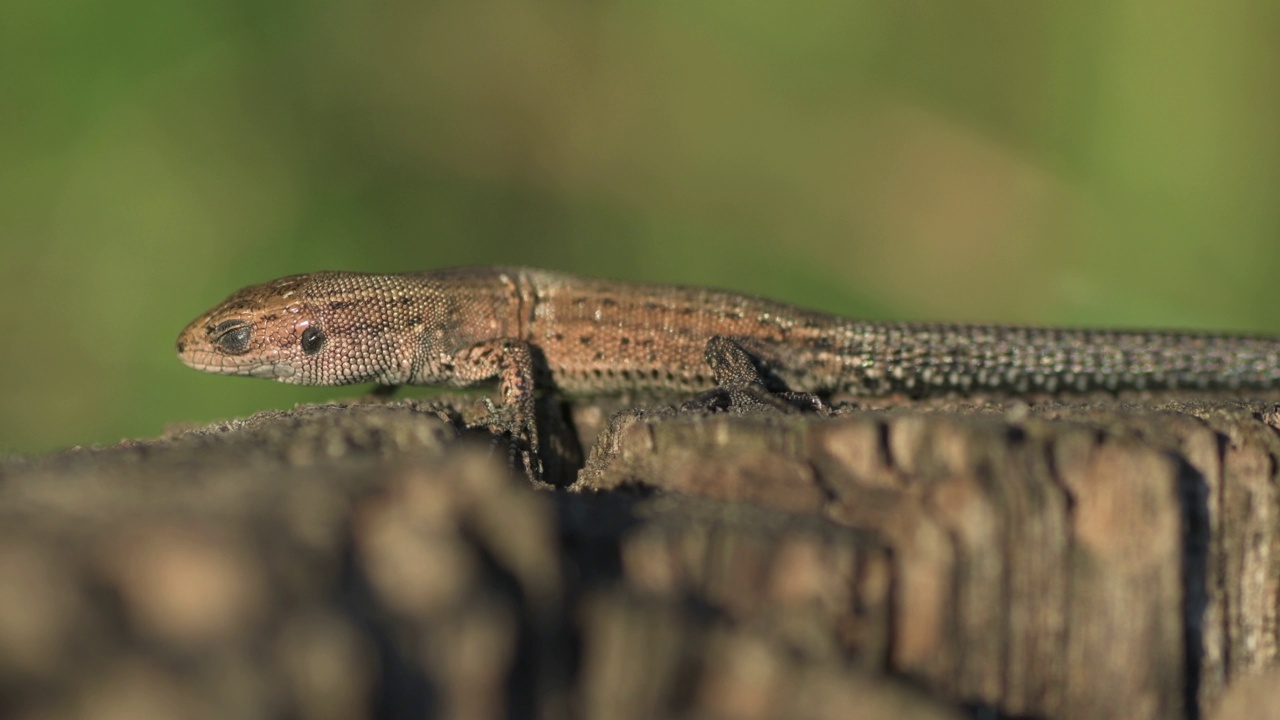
[{"xmin": 4, "ymin": 392, "xmax": 1280, "ymax": 719}]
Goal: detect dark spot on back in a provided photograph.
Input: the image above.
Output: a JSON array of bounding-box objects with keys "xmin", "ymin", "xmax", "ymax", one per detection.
[
  {"xmin": 328, "ymin": 301, "xmax": 352, "ymax": 311},
  {"xmin": 807, "ymin": 336, "xmax": 836, "ymax": 352},
  {"xmin": 580, "ymin": 335, "xmax": 592, "ymax": 345}
]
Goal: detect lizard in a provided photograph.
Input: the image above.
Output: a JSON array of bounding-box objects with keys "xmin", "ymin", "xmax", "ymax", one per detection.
[{"xmin": 176, "ymin": 266, "xmax": 1280, "ymax": 480}]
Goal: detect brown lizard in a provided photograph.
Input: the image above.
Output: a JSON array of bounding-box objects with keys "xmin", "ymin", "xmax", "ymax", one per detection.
[{"xmin": 176, "ymin": 266, "xmax": 1280, "ymax": 479}]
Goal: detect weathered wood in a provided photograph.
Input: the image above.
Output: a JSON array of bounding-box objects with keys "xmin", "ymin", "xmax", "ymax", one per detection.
[
  {"xmin": 578, "ymin": 395, "xmax": 1280, "ymax": 719},
  {"xmin": 2, "ymin": 394, "xmax": 1279, "ymax": 718}
]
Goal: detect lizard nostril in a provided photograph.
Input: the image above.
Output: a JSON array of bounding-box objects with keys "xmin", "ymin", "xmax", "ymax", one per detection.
[{"xmin": 176, "ymin": 341, "xmax": 186, "ymax": 353}]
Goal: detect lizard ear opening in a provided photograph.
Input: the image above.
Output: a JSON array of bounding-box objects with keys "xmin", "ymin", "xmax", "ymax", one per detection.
[
  {"xmin": 212, "ymin": 320, "xmax": 252, "ymax": 355},
  {"xmin": 301, "ymin": 325, "xmax": 327, "ymax": 355}
]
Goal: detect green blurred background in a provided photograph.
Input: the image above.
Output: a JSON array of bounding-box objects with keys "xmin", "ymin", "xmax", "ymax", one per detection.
[{"xmin": 4, "ymin": 1, "xmax": 1279, "ymax": 455}]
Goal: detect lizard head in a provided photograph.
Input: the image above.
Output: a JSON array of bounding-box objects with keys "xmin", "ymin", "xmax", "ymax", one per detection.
[{"xmin": 175, "ymin": 272, "xmax": 416, "ymax": 386}]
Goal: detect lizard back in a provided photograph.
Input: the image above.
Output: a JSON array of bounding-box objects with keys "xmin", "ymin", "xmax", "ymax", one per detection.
[{"xmin": 515, "ymin": 268, "xmax": 1280, "ymax": 397}]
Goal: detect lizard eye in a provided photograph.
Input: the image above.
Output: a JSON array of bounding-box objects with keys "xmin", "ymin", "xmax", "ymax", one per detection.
[
  {"xmin": 212, "ymin": 320, "xmax": 252, "ymax": 355},
  {"xmin": 301, "ymin": 325, "xmax": 326, "ymax": 355}
]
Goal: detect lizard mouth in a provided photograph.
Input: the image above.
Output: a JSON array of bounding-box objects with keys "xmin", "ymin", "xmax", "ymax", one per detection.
[
  {"xmin": 252, "ymin": 363, "xmax": 296, "ymax": 379},
  {"xmin": 177, "ymin": 350, "xmax": 297, "ymax": 380}
]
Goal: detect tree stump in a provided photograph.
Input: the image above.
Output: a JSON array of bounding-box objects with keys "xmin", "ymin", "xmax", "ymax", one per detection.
[{"xmin": 2, "ymin": 392, "xmax": 1279, "ymax": 719}]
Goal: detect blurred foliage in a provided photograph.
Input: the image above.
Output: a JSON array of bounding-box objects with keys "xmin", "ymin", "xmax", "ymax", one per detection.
[{"xmin": 3, "ymin": 0, "xmax": 1280, "ymax": 454}]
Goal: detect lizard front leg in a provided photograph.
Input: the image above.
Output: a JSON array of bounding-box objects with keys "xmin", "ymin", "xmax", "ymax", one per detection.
[
  {"xmin": 684, "ymin": 336, "xmax": 827, "ymax": 414},
  {"xmin": 452, "ymin": 339, "xmax": 544, "ymax": 482}
]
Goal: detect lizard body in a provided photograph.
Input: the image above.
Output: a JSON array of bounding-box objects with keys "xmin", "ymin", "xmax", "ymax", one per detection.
[{"xmin": 176, "ymin": 266, "xmax": 1280, "ymax": 477}]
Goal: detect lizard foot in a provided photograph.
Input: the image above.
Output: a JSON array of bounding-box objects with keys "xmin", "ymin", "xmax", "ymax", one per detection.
[
  {"xmin": 690, "ymin": 335, "xmax": 829, "ymax": 416},
  {"xmin": 467, "ymin": 399, "xmax": 545, "ymax": 485},
  {"xmin": 681, "ymin": 383, "xmax": 828, "ymax": 415}
]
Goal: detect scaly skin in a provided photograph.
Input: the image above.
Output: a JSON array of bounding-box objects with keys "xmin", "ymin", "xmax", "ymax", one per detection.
[{"xmin": 176, "ymin": 266, "xmax": 1280, "ymax": 478}]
